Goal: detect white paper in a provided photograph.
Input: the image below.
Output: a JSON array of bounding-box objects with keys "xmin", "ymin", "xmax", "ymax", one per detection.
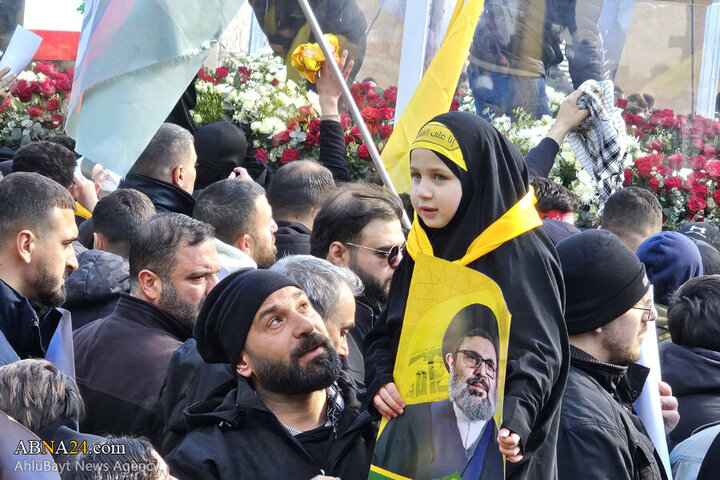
[
  {"xmin": 0, "ymin": 25, "xmax": 43, "ymax": 77},
  {"xmin": 636, "ymin": 320, "xmax": 673, "ymax": 480}
]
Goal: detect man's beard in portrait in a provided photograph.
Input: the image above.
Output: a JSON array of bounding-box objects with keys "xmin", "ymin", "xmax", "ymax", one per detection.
[
  {"xmin": 159, "ymin": 279, "xmax": 203, "ymax": 330},
  {"xmin": 448, "ymin": 366, "xmax": 495, "ymax": 421},
  {"xmin": 247, "ymin": 332, "xmax": 342, "ymax": 395}
]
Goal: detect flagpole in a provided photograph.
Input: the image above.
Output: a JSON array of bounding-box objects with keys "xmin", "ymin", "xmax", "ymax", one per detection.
[{"xmin": 297, "ymin": 0, "xmax": 412, "ymax": 231}]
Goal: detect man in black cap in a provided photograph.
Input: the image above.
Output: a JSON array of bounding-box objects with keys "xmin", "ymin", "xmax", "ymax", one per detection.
[
  {"xmin": 555, "ymin": 229, "xmax": 678, "ymax": 480},
  {"xmin": 165, "ymin": 268, "xmax": 377, "ymax": 480},
  {"xmin": 372, "ymin": 304, "xmax": 503, "ymax": 480}
]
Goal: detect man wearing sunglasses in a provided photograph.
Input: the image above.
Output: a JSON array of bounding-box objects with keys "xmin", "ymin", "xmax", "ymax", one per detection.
[
  {"xmin": 372, "ymin": 304, "xmax": 503, "ymax": 480},
  {"xmin": 555, "ymin": 230, "xmax": 678, "ymax": 480}
]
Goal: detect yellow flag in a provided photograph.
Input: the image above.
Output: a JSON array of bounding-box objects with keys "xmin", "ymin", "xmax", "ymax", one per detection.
[{"xmin": 381, "ymin": 0, "xmax": 485, "ymax": 193}]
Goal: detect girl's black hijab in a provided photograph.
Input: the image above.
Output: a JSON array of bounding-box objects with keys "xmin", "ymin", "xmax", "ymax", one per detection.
[{"xmin": 410, "ymin": 111, "xmax": 530, "ymax": 261}]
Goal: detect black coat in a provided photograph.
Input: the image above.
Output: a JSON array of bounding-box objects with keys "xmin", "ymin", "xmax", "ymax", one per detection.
[
  {"xmin": 74, "ymin": 293, "xmax": 192, "ymax": 437},
  {"xmin": 557, "ymin": 346, "xmax": 667, "ymax": 480},
  {"xmin": 63, "ymin": 249, "xmax": 130, "ymax": 330},
  {"xmin": 119, "ymin": 172, "xmax": 196, "ymax": 216},
  {"xmin": 166, "ymin": 373, "xmax": 378, "ymax": 480},
  {"xmin": 660, "ymin": 342, "xmax": 720, "ymax": 449},
  {"xmin": 0, "ymin": 278, "xmax": 60, "ymax": 361},
  {"xmin": 275, "ymin": 220, "xmax": 312, "ymax": 258}
]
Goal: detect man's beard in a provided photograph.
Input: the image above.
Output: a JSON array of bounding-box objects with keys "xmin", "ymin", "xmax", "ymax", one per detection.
[
  {"xmin": 33, "ymin": 261, "xmax": 67, "ymax": 308},
  {"xmin": 448, "ymin": 366, "xmax": 495, "ymax": 421},
  {"xmin": 349, "ymin": 256, "xmax": 388, "ymax": 314},
  {"xmin": 158, "ymin": 280, "xmax": 202, "ymax": 330},
  {"xmin": 252, "ymin": 234, "xmax": 278, "ymax": 269},
  {"xmin": 247, "ymin": 332, "xmax": 342, "ymax": 395}
]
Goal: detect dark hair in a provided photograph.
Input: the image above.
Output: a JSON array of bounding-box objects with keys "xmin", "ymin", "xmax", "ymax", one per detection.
[
  {"xmin": 531, "ymin": 176, "xmax": 580, "ymax": 212},
  {"xmin": 193, "ymin": 179, "xmax": 265, "ymax": 246},
  {"xmin": 0, "ymin": 359, "xmax": 84, "ymax": 433},
  {"xmin": 601, "ymin": 187, "xmax": 662, "ymax": 239},
  {"xmin": 12, "ymin": 141, "xmax": 77, "ymax": 188},
  {"xmin": 71, "ymin": 437, "xmax": 161, "ymax": 480},
  {"xmin": 93, "ymin": 189, "xmax": 156, "ymax": 258},
  {"xmin": 310, "ymin": 182, "xmax": 404, "ymax": 258},
  {"xmin": 266, "ymin": 160, "xmax": 335, "ymax": 220},
  {"xmin": 128, "ymin": 123, "xmax": 194, "ymax": 181},
  {"xmin": 129, "ymin": 213, "xmax": 214, "ymax": 284},
  {"xmin": 0, "ymin": 172, "xmax": 76, "ymax": 243},
  {"xmin": 668, "ymin": 275, "xmax": 720, "ymax": 351},
  {"xmin": 44, "ymin": 135, "xmax": 77, "ymax": 153}
]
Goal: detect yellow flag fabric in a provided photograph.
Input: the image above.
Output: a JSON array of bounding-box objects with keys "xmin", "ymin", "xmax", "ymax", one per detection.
[
  {"xmin": 406, "ymin": 188, "xmax": 542, "ymax": 266},
  {"xmin": 75, "ymin": 201, "xmax": 92, "ymax": 220},
  {"xmin": 381, "ymin": 0, "xmax": 485, "ymax": 193}
]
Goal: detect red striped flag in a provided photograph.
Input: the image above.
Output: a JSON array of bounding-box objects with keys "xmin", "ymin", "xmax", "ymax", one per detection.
[{"xmin": 23, "ymin": 0, "xmax": 83, "ymax": 60}]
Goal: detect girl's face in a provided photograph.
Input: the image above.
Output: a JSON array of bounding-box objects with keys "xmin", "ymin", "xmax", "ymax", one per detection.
[{"xmin": 410, "ymin": 148, "xmax": 463, "ymax": 229}]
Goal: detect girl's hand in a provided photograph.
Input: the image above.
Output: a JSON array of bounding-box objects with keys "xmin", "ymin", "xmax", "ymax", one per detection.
[
  {"xmin": 372, "ymin": 382, "xmax": 405, "ymax": 419},
  {"xmin": 497, "ymin": 428, "xmax": 523, "ymax": 462}
]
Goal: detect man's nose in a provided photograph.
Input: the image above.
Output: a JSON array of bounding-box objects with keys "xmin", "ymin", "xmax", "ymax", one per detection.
[{"xmin": 66, "ymin": 252, "xmax": 79, "ymax": 272}]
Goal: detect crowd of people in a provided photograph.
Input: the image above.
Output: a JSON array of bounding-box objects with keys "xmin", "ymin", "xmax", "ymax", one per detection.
[{"xmin": 0, "ymin": 37, "xmax": 719, "ymax": 480}]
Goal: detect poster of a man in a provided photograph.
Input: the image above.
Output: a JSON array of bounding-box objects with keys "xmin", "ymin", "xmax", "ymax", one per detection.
[{"xmin": 372, "ymin": 304, "xmax": 504, "ymax": 480}]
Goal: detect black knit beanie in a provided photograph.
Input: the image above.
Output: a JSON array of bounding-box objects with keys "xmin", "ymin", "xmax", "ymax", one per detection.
[
  {"xmin": 556, "ymin": 229, "xmax": 650, "ymax": 335},
  {"xmin": 194, "ymin": 268, "xmax": 300, "ymax": 364}
]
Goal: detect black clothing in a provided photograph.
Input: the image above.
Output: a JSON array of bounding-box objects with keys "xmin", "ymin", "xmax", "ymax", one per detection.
[
  {"xmin": 275, "ymin": 220, "xmax": 312, "ymax": 257},
  {"xmin": 698, "ymin": 428, "xmax": 720, "ymax": 480},
  {"xmin": 319, "ymin": 119, "xmax": 351, "ymax": 182},
  {"xmin": 0, "ymin": 278, "xmax": 61, "ymax": 360},
  {"xmin": 557, "ymin": 346, "xmax": 666, "ymax": 480},
  {"xmin": 525, "ymin": 137, "xmax": 560, "ymax": 178},
  {"xmin": 63, "ymin": 249, "xmax": 130, "ymax": 330},
  {"xmin": 119, "ymin": 172, "xmax": 195, "ymax": 216},
  {"xmin": 158, "ymin": 338, "xmax": 235, "ymax": 454},
  {"xmin": 166, "ymin": 372, "xmax": 378, "ymax": 480},
  {"xmin": 165, "ymin": 77, "xmax": 197, "ymax": 134},
  {"xmin": 364, "ymin": 112, "xmax": 568, "ymax": 480},
  {"xmin": 660, "ymin": 342, "xmax": 720, "ymax": 449},
  {"xmin": 37, "ymin": 418, "xmax": 104, "ymax": 475},
  {"xmin": 74, "ymin": 294, "xmax": 192, "ymax": 437}
]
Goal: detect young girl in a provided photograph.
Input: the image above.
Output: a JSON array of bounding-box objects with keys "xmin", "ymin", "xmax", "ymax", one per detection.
[{"xmin": 364, "ymin": 112, "xmax": 569, "ymax": 479}]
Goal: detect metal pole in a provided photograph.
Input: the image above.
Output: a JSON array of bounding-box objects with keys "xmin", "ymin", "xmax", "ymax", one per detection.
[{"xmin": 297, "ymin": 0, "xmax": 412, "ymax": 230}]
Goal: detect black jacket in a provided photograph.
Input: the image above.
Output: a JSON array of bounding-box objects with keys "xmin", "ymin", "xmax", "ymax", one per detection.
[
  {"xmin": 319, "ymin": 119, "xmax": 351, "ymax": 182},
  {"xmin": 74, "ymin": 294, "xmax": 192, "ymax": 437},
  {"xmin": 557, "ymin": 346, "xmax": 667, "ymax": 480},
  {"xmin": 63, "ymin": 249, "xmax": 130, "ymax": 330},
  {"xmin": 166, "ymin": 373, "xmax": 378, "ymax": 480},
  {"xmin": 660, "ymin": 342, "xmax": 720, "ymax": 449},
  {"xmin": 119, "ymin": 172, "xmax": 196, "ymax": 216},
  {"xmin": 275, "ymin": 220, "xmax": 312, "ymax": 258},
  {"xmin": 0, "ymin": 278, "xmax": 61, "ymax": 361}
]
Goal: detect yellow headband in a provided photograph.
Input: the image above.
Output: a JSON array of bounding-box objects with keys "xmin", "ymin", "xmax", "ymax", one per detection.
[{"xmin": 411, "ymin": 121, "xmax": 466, "ymax": 171}]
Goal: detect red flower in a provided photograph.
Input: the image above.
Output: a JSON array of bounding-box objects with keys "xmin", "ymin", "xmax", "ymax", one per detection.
[
  {"xmin": 33, "ymin": 61, "xmax": 56, "ymax": 75},
  {"xmin": 646, "ymin": 140, "xmax": 663, "ymax": 153},
  {"xmin": 0, "ymin": 96, "xmax": 10, "ymax": 114},
  {"xmin": 655, "ymin": 164, "xmax": 671, "ymax": 177},
  {"xmin": 688, "ymin": 196, "xmax": 707, "ymax": 213},
  {"xmin": 254, "ymin": 148, "xmax": 268, "ymax": 163},
  {"xmin": 357, "ymin": 144, "xmax": 370, "ymax": 159},
  {"xmin": 11, "ymin": 80, "xmax": 33, "ymax": 103},
  {"xmin": 361, "ymin": 107, "xmax": 377, "ymax": 123},
  {"xmin": 634, "ymin": 156, "xmax": 655, "ymax": 178},
  {"xmin": 349, "ymin": 125, "xmax": 362, "ymax": 141},
  {"xmin": 617, "ymin": 98, "xmax": 628, "ymax": 109},
  {"xmin": 664, "ymin": 176, "xmax": 682, "ymax": 192},
  {"xmin": 691, "ymin": 183, "xmax": 710, "ymax": 197},
  {"xmin": 633, "ymin": 129, "xmax": 644, "ymax": 140},
  {"xmin": 304, "ymin": 133, "xmax": 318, "ymax": 147},
  {"xmin": 680, "ymin": 127, "xmax": 692, "ymax": 139},
  {"xmin": 37, "ymin": 78, "xmax": 55, "ymax": 97},
  {"xmin": 215, "ymin": 66, "xmax": 229, "ymax": 79},
  {"xmin": 701, "ymin": 144, "xmax": 717, "ymax": 158},
  {"xmin": 270, "ymin": 78, "xmax": 279, "ymax": 86},
  {"xmin": 648, "ymin": 111, "xmax": 662, "ymax": 126},
  {"xmin": 344, "ymin": 135, "xmax": 355, "ymax": 145},
  {"xmin": 299, "ymin": 105, "xmax": 313, "ymax": 117},
  {"xmin": 50, "ymin": 114, "xmax": 64, "ymax": 128},
  {"xmin": 51, "ymin": 72, "xmax": 71, "ymax": 92},
  {"xmin": 366, "ymin": 89, "xmax": 381, "ymax": 107},
  {"xmin": 374, "ymin": 107, "xmax": 394, "ymax": 122},
  {"xmin": 705, "ymin": 159, "xmax": 720, "ymax": 180},
  {"xmin": 383, "ymin": 86, "xmax": 397, "ymax": 105},
  {"xmin": 340, "ymin": 114, "xmax": 352, "ymax": 130},
  {"xmin": 28, "ymin": 106, "xmax": 43, "ymax": 118},
  {"xmin": 666, "ymin": 154, "xmax": 685, "ymax": 170},
  {"xmin": 308, "ymin": 118, "xmax": 321, "ymax": 136},
  {"xmin": 691, "ymin": 138, "xmax": 704, "ymax": 150},
  {"xmin": 450, "ymin": 99, "xmax": 460, "ymax": 111},
  {"xmin": 714, "ymin": 190, "xmax": 720, "ymax": 206},
  {"xmin": 280, "ymin": 148, "xmax": 302, "ymax": 164},
  {"xmin": 623, "ymin": 114, "xmax": 643, "ymax": 126},
  {"xmin": 659, "ymin": 116, "xmax": 676, "ymax": 129},
  {"xmin": 379, "ymin": 124, "xmax": 394, "ymax": 140},
  {"xmin": 353, "ymin": 95, "xmax": 366, "ymax": 108},
  {"xmin": 623, "ymin": 168, "xmax": 632, "ymax": 186},
  {"xmin": 686, "ymin": 171, "xmax": 709, "ymax": 191},
  {"xmin": 272, "ymin": 130, "xmax": 292, "ymax": 145},
  {"xmin": 287, "ymin": 118, "xmax": 300, "ymax": 130},
  {"xmin": 688, "ymin": 155, "xmax": 708, "ymax": 170},
  {"xmin": 45, "ymin": 98, "xmax": 59, "ymax": 112},
  {"xmin": 649, "ymin": 178, "xmax": 661, "ymax": 193}
]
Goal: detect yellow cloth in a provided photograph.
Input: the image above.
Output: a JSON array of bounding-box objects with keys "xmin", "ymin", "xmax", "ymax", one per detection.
[
  {"xmin": 75, "ymin": 201, "xmax": 92, "ymax": 220},
  {"xmin": 381, "ymin": 0, "xmax": 486, "ymax": 193},
  {"xmin": 407, "ymin": 188, "xmax": 542, "ymax": 265},
  {"xmin": 290, "ymin": 34, "xmax": 340, "ymax": 83},
  {"xmin": 410, "ymin": 121, "xmax": 467, "ymax": 171}
]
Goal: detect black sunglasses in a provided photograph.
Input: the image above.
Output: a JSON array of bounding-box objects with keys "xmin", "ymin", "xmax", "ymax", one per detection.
[{"xmin": 344, "ymin": 242, "xmax": 404, "ymax": 266}]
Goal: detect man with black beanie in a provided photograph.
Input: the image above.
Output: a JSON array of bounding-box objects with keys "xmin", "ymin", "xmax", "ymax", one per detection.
[
  {"xmin": 555, "ymin": 229, "xmax": 677, "ymax": 480},
  {"xmin": 165, "ymin": 268, "xmax": 378, "ymax": 480}
]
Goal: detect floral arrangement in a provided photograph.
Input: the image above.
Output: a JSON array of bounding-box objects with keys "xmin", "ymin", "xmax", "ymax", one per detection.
[{"xmin": 0, "ymin": 62, "xmax": 74, "ymax": 148}]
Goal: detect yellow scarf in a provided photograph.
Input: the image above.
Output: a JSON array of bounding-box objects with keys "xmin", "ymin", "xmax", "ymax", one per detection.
[
  {"xmin": 75, "ymin": 201, "xmax": 92, "ymax": 220},
  {"xmin": 407, "ymin": 187, "xmax": 542, "ymax": 266}
]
